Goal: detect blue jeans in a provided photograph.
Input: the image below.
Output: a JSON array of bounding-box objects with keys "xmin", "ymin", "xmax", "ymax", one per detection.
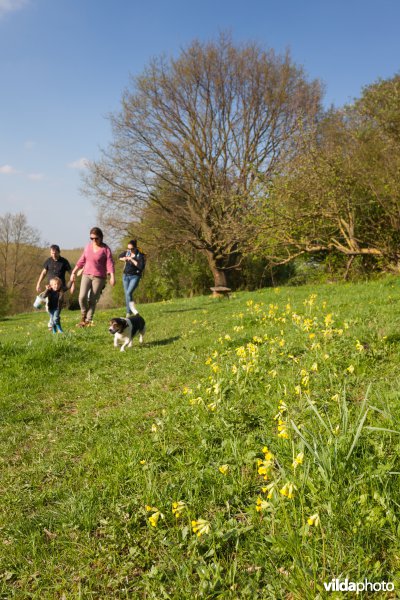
[
  {"xmin": 49, "ymin": 308, "xmax": 61, "ymax": 326},
  {"xmin": 123, "ymin": 274, "xmax": 141, "ymax": 313}
]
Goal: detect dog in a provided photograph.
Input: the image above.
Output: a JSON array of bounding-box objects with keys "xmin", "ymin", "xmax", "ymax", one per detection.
[{"xmin": 108, "ymin": 315, "xmax": 146, "ymax": 351}]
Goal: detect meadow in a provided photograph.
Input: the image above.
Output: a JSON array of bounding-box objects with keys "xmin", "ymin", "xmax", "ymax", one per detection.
[{"xmin": 1, "ymin": 279, "xmax": 400, "ymax": 599}]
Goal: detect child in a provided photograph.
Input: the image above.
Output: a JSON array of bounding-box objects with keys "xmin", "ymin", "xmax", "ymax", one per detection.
[{"xmin": 43, "ymin": 276, "xmax": 74, "ymax": 334}]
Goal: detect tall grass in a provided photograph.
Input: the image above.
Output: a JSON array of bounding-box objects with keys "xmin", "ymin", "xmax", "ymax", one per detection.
[{"xmin": 1, "ymin": 278, "xmax": 400, "ymax": 598}]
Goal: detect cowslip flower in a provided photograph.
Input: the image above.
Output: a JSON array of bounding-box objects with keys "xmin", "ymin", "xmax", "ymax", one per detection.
[
  {"xmin": 219, "ymin": 464, "xmax": 229, "ymax": 475},
  {"xmin": 256, "ymin": 497, "xmax": 269, "ymax": 512},
  {"xmin": 279, "ymin": 482, "xmax": 296, "ymax": 499},
  {"xmin": 257, "ymin": 459, "xmax": 273, "ymax": 479},
  {"xmin": 172, "ymin": 501, "xmax": 186, "ymax": 519},
  {"xmin": 355, "ymin": 340, "xmax": 364, "ymax": 352},
  {"xmin": 277, "ymin": 420, "xmax": 289, "ymax": 439},
  {"xmin": 292, "ymin": 452, "xmax": 304, "ymax": 469},
  {"xmin": 145, "ymin": 505, "xmax": 164, "ymax": 527},
  {"xmin": 262, "ymin": 482, "xmax": 277, "ymax": 499},
  {"xmin": 262, "ymin": 446, "xmax": 274, "ymax": 461},
  {"xmin": 191, "ymin": 519, "xmax": 210, "ymax": 537},
  {"xmin": 346, "ymin": 365, "xmax": 355, "ymax": 374},
  {"xmin": 307, "ymin": 513, "xmax": 320, "ymax": 527}
]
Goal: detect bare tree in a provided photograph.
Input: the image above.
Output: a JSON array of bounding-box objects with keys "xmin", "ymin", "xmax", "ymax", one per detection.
[
  {"xmin": 84, "ymin": 35, "xmax": 322, "ymax": 287},
  {"xmin": 0, "ymin": 213, "xmax": 43, "ymax": 312}
]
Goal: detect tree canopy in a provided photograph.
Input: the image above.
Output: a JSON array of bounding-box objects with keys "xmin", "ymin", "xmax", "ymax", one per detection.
[
  {"xmin": 253, "ymin": 74, "xmax": 400, "ymax": 275},
  {"xmin": 84, "ymin": 35, "xmax": 322, "ymax": 287}
]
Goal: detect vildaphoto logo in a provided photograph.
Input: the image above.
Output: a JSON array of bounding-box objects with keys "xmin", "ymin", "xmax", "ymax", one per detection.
[{"xmin": 323, "ymin": 578, "xmax": 394, "ymax": 593}]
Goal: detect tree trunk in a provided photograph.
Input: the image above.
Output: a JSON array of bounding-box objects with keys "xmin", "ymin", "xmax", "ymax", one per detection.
[{"xmin": 205, "ymin": 250, "xmax": 229, "ymax": 288}]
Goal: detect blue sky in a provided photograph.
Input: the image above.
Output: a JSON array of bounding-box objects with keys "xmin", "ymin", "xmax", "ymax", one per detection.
[{"xmin": 1, "ymin": 0, "xmax": 399, "ymax": 249}]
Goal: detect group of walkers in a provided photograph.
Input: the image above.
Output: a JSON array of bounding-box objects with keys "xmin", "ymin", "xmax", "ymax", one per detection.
[{"xmin": 36, "ymin": 227, "xmax": 145, "ymax": 333}]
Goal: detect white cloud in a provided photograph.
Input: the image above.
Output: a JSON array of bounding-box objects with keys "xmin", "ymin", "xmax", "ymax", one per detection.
[
  {"xmin": 0, "ymin": 164, "xmax": 17, "ymax": 174},
  {"xmin": 0, "ymin": 0, "xmax": 29, "ymax": 18},
  {"xmin": 67, "ymin": 157, "xmax": 89, "ymax": 170},
  {"xmin": 27, "ymin": 173, "xmax": 44, "ymax": 181}
]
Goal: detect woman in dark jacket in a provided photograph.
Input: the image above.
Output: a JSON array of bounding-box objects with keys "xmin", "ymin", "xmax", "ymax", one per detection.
[{"xmin": 118, "ymin": 239, "xmax": 145, "ymax": 317}]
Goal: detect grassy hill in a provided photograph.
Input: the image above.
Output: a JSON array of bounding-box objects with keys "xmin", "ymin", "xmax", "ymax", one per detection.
[{"xmin": 1, "ymin": 279, "xmax": 400, "ymax": 598}]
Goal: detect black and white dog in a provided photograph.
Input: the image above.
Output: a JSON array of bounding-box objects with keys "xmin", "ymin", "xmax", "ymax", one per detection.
[{"xmin": 108, "ymin": 315, "xmax": 146, "ymax": 351}]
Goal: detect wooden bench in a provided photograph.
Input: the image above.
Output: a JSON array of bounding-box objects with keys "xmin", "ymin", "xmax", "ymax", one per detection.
[{"xmin": 210, "ymin": 286, "xmax": 232, "ymax": 298}]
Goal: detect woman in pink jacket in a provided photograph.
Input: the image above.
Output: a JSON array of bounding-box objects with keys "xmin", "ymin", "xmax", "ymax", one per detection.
[{"xmin": 70, "ymin": 227, "xmax": 115, "ymax": 327}]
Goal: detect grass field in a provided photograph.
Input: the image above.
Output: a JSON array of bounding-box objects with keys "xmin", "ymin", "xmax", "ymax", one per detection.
[{"xmin": 1, "ymin": 279, "xmax": 400, "ymax": 599}]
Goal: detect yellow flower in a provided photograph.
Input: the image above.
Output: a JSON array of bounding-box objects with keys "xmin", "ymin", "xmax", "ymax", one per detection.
[
  {"xmin": 151, "ymin": 424, "xmax": 158, "ymax": 433},
  {"xmin": 324, "ymin": 313, "xmax": 333, "ymax": 326},
  {"xmin": 256, "ymin": 497, "xmax": 269, "ymax": 512},
  {"xmin": 140, "ymin": 460, "xmax": 146, "ymax": 465},
  {"xmin": 277, "ymin": 420, "xmax": 289, "ymax": 439},
  {"xmin": 148, "ymin": 511, "xmax": 163, "ymax": 527},
  {"xmin": 219, "ymin": 464, "xmax": 229, "ymax": 475},
  {"xmin": 292, "ymin": 452, "xmax": 304, "ymax": 469},
  {"xmin": 207, "ymin": 402, "xmax": 217, "ymax": 412},
  {"xmin": 191, "ymin": 518, "xmax": 210, "ymax": 537},
  {"xmin": 262, "ymin": 482, "xmax": 277, "ymax": 499},
  {"xmin": 231, "ymin": 364, "xmax": 238, "ymax": 374},
  {"xmin": 279, "ymin": 482, "xmax": 296, "ymax": 499},
  {"xmin": 182, "ymin": 386, "xmax": 193, "ymax": 395},
  {"xmin": 346, "ymin": 364, "xmax": 355, "ymax": 374},
  {"xmin": 311, "ymin": 362, "xmax": 318, "ymax": 372},
  {"xmin": 211, "ymin": 363, "xmax": 220, "ymax": 373},
  {"xmin": 355, "ymin": 340, "xmax": 364, "ymax": 352},
  {"xmin": 307, "ymin": 513, "xmax": 320, "ymax": 527},
  {"xmin": 145, "ymin": 505, "xmax": 164, "ymax": 527},
  {"xmin": 205, "ymin": 357, "xmax": 212, "ymax": 365},
  {"xmin": 172, "ymin": 500, "xmax": 186, "ymax": 518},
  {"xmin": 301, "ymin": 373, "xmax": 309, "ymax": 387},
  {"xmin": 262, "ymin": 449, "xmax": 274, "ymax": 463}
]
